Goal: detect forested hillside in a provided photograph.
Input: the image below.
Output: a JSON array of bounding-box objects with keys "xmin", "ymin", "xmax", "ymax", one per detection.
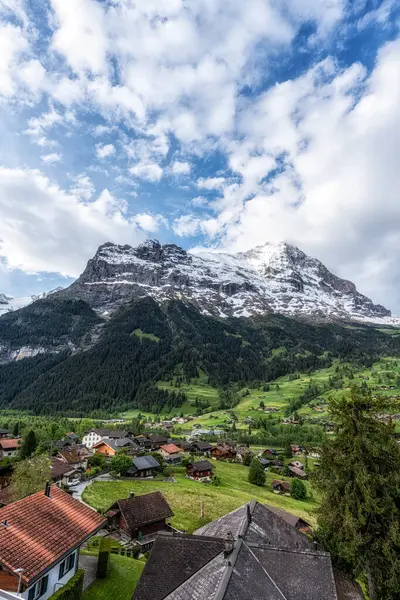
[{"xmin": 0, "ymin": 297, "xmax": 399, "ymax": 416}]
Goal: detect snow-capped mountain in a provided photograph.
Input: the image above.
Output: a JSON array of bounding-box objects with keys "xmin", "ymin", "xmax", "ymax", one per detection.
[
  {"xmin": 0, "ymin": 288, "xmax": 64, "ymax": 317},
  {"xmin": 57, "ymin": 240, "xmax": 396, "ymax": 324}
]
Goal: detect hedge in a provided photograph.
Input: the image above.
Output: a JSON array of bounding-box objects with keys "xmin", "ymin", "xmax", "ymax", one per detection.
[
  {"xmin": 48, "ymin": 569, "xmax": 84, "ymax": 600},
  {"xmin": 96, "ymin": 538, "xmax": 113, "ymax": 579}
]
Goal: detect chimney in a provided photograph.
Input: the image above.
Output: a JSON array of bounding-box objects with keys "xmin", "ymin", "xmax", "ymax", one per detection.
[
  {"xmin": 129, "ymin": 491, "xmax": 135, "ymax": 499},
  {"xmin": 224, "ymin": 532, "xmax": 235, "ymax": 558},
  {"xmin": 44, "ymin": 481, "xmax": 51, "ymax": 497}
]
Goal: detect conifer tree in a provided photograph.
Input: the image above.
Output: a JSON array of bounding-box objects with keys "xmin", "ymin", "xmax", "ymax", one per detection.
[
  {"xmin": 313, "ymin": 388, "xmax": 400, "ymax": 600},
  {"xmin": 248, "ymin": 457, "xmax": 266, "ymax": 486},
  {"xmin": 20, "ymin": 430, "xmax": 37, "ymax": 459}
]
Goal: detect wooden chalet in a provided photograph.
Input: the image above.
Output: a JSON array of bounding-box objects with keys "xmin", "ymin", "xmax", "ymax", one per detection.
[
  {"xmin": 159, "ymin": 444, "xmax": 182, "ymax": 465},
  {"xmin": 271, "ymin": 480, "xmax": 291, "ymax": 494},
  {"xmin": 127, "ymin": 456, "xmax": 161, "ymax": 478},
  {"xmin": 288, "ymin": 465, "xmax": 308, "ymax": 480},
  {"xmin": 186, "ymin": 460, "xmax": 214, "ymax": 481},
  {"xmin": 106, "ymin": 491, "xmax": 174, "ymax": 552},
  {"xmin": 211, "ymin": 441, "xmax": 236, "ymax": 461},
  {"xmin": 190, "ymin": 441, "xmax": 212, "ymax": 455}
]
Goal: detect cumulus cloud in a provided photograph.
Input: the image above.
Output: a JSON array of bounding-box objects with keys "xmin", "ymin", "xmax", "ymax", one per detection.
[
  {"xmin": 0, "ymin": 167, "xmax": 144, "ymax": 276},
  {"xmin": 173, "ymin": 214, "xmax": 202, "ymax": 237},
  {"xmin": 41, "ymin": 152, "xmax": 62, "ymax": 164},
  {"xmin": 170, "ymin": 161, "xmax": 191, "ymax": 176},
  {"xmin": 129, "ymin": 162, "xmax": 163, "ymax": 182},
  {"xmin": 133, "ymin": 213, "xmax": 167, "ymax": 233},
  {"xmin": 96, "ymin": 143, "xmax": 115, "ymax": 159}
]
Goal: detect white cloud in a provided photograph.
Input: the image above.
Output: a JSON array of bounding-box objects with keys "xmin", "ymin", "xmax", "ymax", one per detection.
[
  {"xmin": 172, "ymin": 214, "xmax": 202, "ymax": 237},
  {"xmin": 41, "ymin": 152, "xmax": 62, "ymax": 164},
  {"xmin": 96, "ymin": 143, "xmax": 115, "ymax": 159},
  {"xmin": 133, "ymin": 213, "xmax": 167, "ymax": 233},
  {"xmin": 196, "ymin": 177, "xmax": 226, "ymax": 190},
  {"xmin": 129, "ymin": 162, "xmax": 163, "ymax": 182},
  {"xmin": 190, "ymin": 196, "xmax": 209, "ymax": 207},
  {"xmin": 70, "ymin": 174, "xmax": 95, "ymax": 200},
  {"xmin": 170, "ymin": 161, "xmax": 191, "ymax": 176},
  {"xmin": 0, "ymin": 23, "xmax": 27, "ymax": 97},
  {"xmin": 0, "ymin": 167, "xmax": 144, "ymax": 276}
]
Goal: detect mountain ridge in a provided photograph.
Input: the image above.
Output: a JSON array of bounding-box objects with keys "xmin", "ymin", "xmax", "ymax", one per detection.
[{"xmin": 55, "ymin": 239, "xmax": 395, "ymax": 324}]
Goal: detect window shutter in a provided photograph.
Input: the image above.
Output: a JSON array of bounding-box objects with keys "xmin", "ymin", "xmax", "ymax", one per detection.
[
  {"xmin": 40, "ymin": 576, "xmax": 48, "ymax": 597},
  {"xmin": 59, "ymin": 562, "xmax": 64, "ymax": 579},
  {"xmin": 28, "ymin": 586, "xmax": 35, "ymax": 600}
]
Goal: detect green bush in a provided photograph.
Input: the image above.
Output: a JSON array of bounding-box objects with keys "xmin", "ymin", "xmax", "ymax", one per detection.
[
  {"xmin": 242, "ymin": 453, "xmax": 252, "ymax": 467},
  {"xmin": 248, "ymin": 458, "xmax": 266, "ymax": 486},
  {"xmin": 96, "ymin": 538, "xmax": 112, "ymax": 579},
  {"xmin": 48, "ymin": 569, "xmax": 84, "ymax": 600},
  {"xmin": 291, "ymin": 478, "xmax": 307, "ymax": 500}
]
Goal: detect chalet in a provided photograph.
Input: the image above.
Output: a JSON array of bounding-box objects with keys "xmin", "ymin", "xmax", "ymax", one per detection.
[
  {"xmin": 159, "ymin": 444, "xmax": 182, "ymax": 465},
  {"xmin": 173, "ymin": 440, "xmax": 191, "ymax": 452},
  {"xmin": 290, "ymin": 444, "xmax": 302, "ymax": 455},
  {"xmin": 0, "ymin": 439, "xmax": 22, "ymax": 459},
  {"xmin": 147, "ymin": 434, "xmax": 169, "ymax": 450},
  {"xmin": 106, "ymin": 491, "xmax": 174, "ymax": 552},
  {"xmin": 127, "ymin": 456, "xmax": 161, "ymax": 478},
  {"xmin": 258, "ymin": 457, "xmax": 270, "ymax": 470},
  {"xmin": 0, "ymin": 430, "xmax": 10, "ymax": 439},
  {"xmin": 289, "ymin": 460, "xmax": 304, "ymax": 469},
  {"xmin": 264, "ymin": 448, "xmax": 278, "ymax": 456},
  {"xmin": 272, "ymin": 479, "xmax": 291, "ymax": 494},
  {"xmin": 50, "ymin": 458, "xmax": 79, "ymax": 487},
  {"xmin": 186, "ymin": 460, "xmax": 214, "ymax": 481},
  {"xmin": 270, "ymin": 458, "xmax": 283, "ymax": 467},
  {"xmin": 58, "ymin": 445, "xmax": 91, "ymax": 470},
  {"xmin": 133, "ymin": 500, "xmax": 364, "ymax": 600},
  {"xmin": 190, "ymin": 441, "xmax": 212, "ymax": 456},
  {"xmin": 82, "ymin": 429, "xmax": 133, "ymax": 449},
  {"xmin": 288, "ymin": 465, "xmax": 308, "ymax": 480},
  {"xmin": 211, "ymin": 441, "xmax": 236, "ymax": 461},
  {"xmin": 93, "ymin": 438, "xmax": 138, "ymax": 458},
  {"xmin": 134, "ymin": 435, "xmax": 152, "ymax": 451},
  {"xmin": 0, "ymin": 485, "xmax": 105, "ymax": 600}
]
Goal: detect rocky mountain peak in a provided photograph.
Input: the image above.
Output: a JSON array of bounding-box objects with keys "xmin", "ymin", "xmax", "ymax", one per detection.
[{"xmin": 54, "ymin": 238, "xmax": 395, "ymax": 324}]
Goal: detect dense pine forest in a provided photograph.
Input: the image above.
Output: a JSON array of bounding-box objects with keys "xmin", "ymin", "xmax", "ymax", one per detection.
[{"xmin": 0, "ymin": 297, "xmax": 399, "ymax": 416}]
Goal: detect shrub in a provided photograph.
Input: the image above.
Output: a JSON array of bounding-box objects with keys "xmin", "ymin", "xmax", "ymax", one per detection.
[
  {"xmin": 88, "ymin": 454, "xmax": 106, "ymax": 468},
  {"xmin": 96, "ymin": 537, "xmax": 112, "ymax": 579},
  {"xmin": 110, "ymin": 453, "xmax": 132, "ymax": 476},
  {"xmin": 248, "ymin": 458, "xmax": 266, "ymax": 486},
  {"xmin": 48, "ymin": 569, "xmax": 84, "ymax": 600},
  {"xmin": 291, "ymin": 478, "xmax": 307, "ymax": 500}
]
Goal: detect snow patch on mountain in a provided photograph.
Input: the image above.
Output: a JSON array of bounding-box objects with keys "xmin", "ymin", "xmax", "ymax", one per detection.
[
  {"xmin": 56, "ymin": 240, "xmax": 399, "ymax": 325},
  {"xmin": 0, "ymin": 287, "xmax": 64, "ymax": 317}
]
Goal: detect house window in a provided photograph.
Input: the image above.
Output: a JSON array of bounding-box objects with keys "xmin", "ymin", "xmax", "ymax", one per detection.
[
  {"xmin": 28, "ymin": 576, "xmax": 48, "ymax": 600},
  {"xmin": 58, "ymin": 552, "xmax": 75, "ymax": 579}
]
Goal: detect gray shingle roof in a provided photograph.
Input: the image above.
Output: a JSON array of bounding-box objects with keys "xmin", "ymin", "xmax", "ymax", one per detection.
[
  {"xmin": 133, "ymin": 501, "xmax": 352, "ymax": 600},
  {"xmin": 189, "ymin": 460, "xmax": 213, "ymax": 472},
  {"xmin": 111, "ymin": 492, "xmax": 174, "ymax": 531},
  {"xmin": 133, "ymin": 456, "xmax": 160, "ymax": 471}
]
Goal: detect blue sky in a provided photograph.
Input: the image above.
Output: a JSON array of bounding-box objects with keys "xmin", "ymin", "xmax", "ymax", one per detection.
[{"xmin": 0, "ymin": 0, "xmax": 400, "ymax": 310}]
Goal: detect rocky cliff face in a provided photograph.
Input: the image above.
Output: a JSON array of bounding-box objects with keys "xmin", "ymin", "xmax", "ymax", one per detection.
[{"xmin": 57, "ymin": 239, "xmax": 393, "ymax": 323}]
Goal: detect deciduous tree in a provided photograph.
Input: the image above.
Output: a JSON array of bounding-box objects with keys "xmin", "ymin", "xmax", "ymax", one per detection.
[{"xmin": 11, "ymin": 455, "xmax": 51, "ymax": 500}]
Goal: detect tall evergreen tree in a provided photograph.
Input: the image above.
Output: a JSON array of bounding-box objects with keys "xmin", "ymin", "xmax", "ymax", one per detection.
[
  {"xmin": 313, "ymin": 388, "xmax": 400, "ymax": 600},
  {"xmin": 248, "ymin": 458, "xmax": 266, "ymax": 486},
  {"xmin": 20, "ymin": 430, "xmax": 37, "ymax": 459}
]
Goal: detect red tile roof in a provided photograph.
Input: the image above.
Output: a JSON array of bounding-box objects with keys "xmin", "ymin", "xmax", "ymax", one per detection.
[
  {"xmin": 160, "ymin": 444, "xmax": 181, "ymax": 455},
  {"xmin": 0, "ymin": 439, "xmax": 22, "ymax": 450},
  {"xmin": 0, "ymin": 486, "xmax": 106, "ymax": 585}
]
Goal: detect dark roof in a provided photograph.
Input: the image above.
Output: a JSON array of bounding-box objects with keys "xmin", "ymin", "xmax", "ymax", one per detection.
[
  {"xmin": 148, "ymin": 434, "xmax": 169, "ymax": 444},
  {"xmin": 271, "ymin": 480, "xmax": 291, "ymax": 492},
  {"xmin": 0, "ymin": 486, "xmax": 106, "ymax": 586},
  {"xmin": 132, "ymin": 533, "xmax": 225, "ymax": 600},
  {"xmin": 94, "ymin": 438, "xmax": 139, "ymax": 452},
  {"xmin": 188, "ymin": 460, "xmax": 213, "ymax": 472},
  {"xmin": 132, "ymin": 456, "xmax": 160, "ymax": 471},
  {"xmin": 111, "ymin": 492, "xmax": 173, "ymax": 530},
  {"xmin": 288, "ymin": 465, "xmax": 307, "ymax": 477},
  {"xmin": 258, "ymin": 457, "xmax": 270, "ymax": 466},
  {"xmin": 0, "ymin": 429, "xmax": 9, "ymax": 434},
  {"xmin": 92, "ymin": 429, "xmax": 130, "ymax": 438},
  {"xmin": 192, "ymin": 441, "xmax": 212, "ymax": 450},
  {"xmin": 264, "ymin": 503, "xmax": 309, "ymax": 527},
  {"xmin": 50, "ymin": 458, "xmax": 78, "ymax": 479},
  {"xmin": 133, "ymin": 502, "xmax": 341, "ymax": 600}
]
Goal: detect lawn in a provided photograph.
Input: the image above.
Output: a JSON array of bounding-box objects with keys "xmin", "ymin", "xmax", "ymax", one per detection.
[
  {"xmin": 82, "ymin": 554, "xmax": 144, "ymax": 600},
  {"xmin": 82, "ymin": 461, "xmax": 317, "ymax": 533}
]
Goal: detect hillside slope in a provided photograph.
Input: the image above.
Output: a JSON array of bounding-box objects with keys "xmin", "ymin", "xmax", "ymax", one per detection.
[{"xmin": 0, "ymin": 297, "xmax": 399, "ymax": 415}]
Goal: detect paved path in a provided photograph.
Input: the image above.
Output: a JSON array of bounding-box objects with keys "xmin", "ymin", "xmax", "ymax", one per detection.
[
  {"xmin": 79, "ymin": 555, "xmax": 98, "ymax": 590},
  {"xmin": 71, "ymin": 472, "xmax": 113, "ymax": 503}
]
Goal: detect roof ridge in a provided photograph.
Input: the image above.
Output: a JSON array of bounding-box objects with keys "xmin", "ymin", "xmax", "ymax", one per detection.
[
  {"xmin": 157, "ymin": 531, "xmax": 228, "ymax": 544},
  {"xmin": 213, "ymin": 538, "xmax": 243, "ymax": 600},
  {"xmin": 245, "ymin": 542, "xmax": 331, "ymax": 557}
]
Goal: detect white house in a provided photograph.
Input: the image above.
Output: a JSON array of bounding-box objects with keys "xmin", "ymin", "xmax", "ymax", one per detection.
[
  {"xmin": 0, "ymin": 440, "xmax": 22, "ymax": 459},
  {"xmin": 82, "ymin": 428, "xmax": 131, "ymax": 449},
  {"xmin": 0, "ymin": 483, "xmax": 106, "ymax": 600}
]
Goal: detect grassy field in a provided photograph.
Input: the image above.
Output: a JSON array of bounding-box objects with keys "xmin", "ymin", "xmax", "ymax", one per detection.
[
  {"xmin": 82, "ymin": 461, "xmax": 317, "ymax": 533},
  {"xmin": 82, "ymin": 554, "xmax": 144, "ymax": 600}
]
